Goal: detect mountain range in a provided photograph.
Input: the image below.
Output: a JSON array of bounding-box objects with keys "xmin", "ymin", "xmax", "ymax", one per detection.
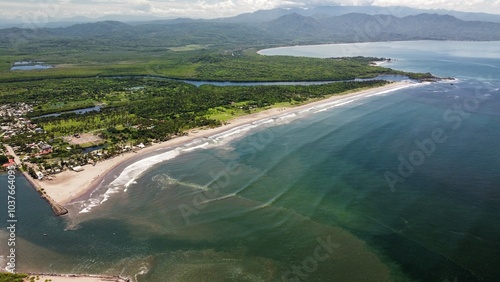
[
  {"xmin": 219, "ymin": 5, "xmax": 500, "ymax": 24},
  {"xmin": 2, "ymin": 6, "xmax": 500, "ymax": 46},
  {"xmin": 2, "ymin": 5, "xmax": 500, "ymax": 29},
  {"xmin": 259, "ymin": 12, "xmax": 500, "ymax": 42}
]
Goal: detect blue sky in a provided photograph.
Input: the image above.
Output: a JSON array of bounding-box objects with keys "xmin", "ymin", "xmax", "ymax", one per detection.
[{"xmin": 1, "ymin": 0, "xmax": 499, "ymax": 22}]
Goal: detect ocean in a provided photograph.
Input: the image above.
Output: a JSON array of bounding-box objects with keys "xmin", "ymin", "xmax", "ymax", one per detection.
[{"xmin": 1, "ymin": 41, "xmax": 499, "ymax": 281}]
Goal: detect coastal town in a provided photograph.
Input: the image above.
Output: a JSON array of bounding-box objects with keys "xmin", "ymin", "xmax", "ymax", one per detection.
[
  {"xmin": 1, "ymin": 102, "xmax": 146, "ymax": 177},
  {"xmin": 0, "ymin": 101, "xmax": 153, "ymax": 217}
]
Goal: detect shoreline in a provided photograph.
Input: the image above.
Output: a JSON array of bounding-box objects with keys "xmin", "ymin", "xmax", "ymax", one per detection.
[
  {"xmin": 24, "ymin": 273, "xmax": 130, "ymax": 282},
  {"xmin": 21, "ymin": 170, "xmax": 68, "ymax": 216},
  {"xmin": 32, "ymin": 81, "xmax": 415, "ymax": 214}
]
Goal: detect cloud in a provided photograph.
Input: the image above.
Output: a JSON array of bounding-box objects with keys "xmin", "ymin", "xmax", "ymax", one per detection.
[
  {"xmin": 0, "ymin": 0, "xmax": 499, "ymax": 22},
  {"xmin": 144, "ymin": 0, "xmax": 291, "ymax": 18},
  {"xmin": 279, "ymin": 0, "xmax": 500, "ymax": 14},
  {"xmin": 133, "ymin": 0, "xmax": 152, "ymax": 12}
]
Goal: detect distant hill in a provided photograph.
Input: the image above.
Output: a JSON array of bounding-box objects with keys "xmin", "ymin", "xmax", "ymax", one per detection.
[
  {"xmin": 2, "ymin": 5, "xmax": 500, "ymax": 29},
  {"xmin": 259, "ymin": 13, "xmax": 500, "ymax": 42},
  {"xmin": 2, "ymin": 12, "xmax": 500, "ymax": 47},
  {"xmin": 51, "ymin": 21, "xmax": 133, "ymax": 37},
  {"xmin": 218, "ymin": 6, "xmax": 500, "ymax": 24}
]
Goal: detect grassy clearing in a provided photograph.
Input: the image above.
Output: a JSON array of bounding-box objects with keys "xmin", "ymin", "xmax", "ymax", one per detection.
[
  {"xmin": 77, "ymin": 140, "xmax": 105, "ymax": 148},
  {"xmin": 168, "ymin": 44, "xmax": 209, "ymax": 52}
]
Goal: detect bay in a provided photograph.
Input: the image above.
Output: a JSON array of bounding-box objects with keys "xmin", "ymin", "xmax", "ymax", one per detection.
[{"xmin": 2, "ymin": 40, "xmax": 500, "ymax": 281}]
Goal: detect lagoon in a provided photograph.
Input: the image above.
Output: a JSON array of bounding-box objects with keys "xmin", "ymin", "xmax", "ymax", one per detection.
[
  {"xmin": 10, "ymin": 61, "xmax": 53, "ymax": 71},
  {"xmin": 182, "ymin": 74, "xmax": 413, "ymax": 86},
  {"xmin": 32, "ymin": 105, "xmax": 102, "ymax": 119},
  {"xmin": 109, "ymin": 74, "xmax": 414, "ymax": 87}
]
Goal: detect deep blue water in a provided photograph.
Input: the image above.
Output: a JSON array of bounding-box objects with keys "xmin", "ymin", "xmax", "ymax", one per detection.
[{"xmin": 1, "ymin": 41, "xmax": 499, "ymax": 281}]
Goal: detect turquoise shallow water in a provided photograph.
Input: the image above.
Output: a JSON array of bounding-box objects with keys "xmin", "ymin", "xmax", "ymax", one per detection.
[{"xmin": 1, "ymin": 41, "xmax": 500, "ymax": 281}]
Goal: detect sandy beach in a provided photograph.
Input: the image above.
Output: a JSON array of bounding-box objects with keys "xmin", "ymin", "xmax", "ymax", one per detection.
[{"xmin": 35, "ymin": 81, "xmax": 413, "ymax": 207}]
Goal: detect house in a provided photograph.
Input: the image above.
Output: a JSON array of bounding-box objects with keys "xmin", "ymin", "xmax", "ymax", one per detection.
[
  {"xmin": 36, "ymin": 142, "xmax": 53, "ymax": 155},
  {"xmin": 36, "ymin": 171, "xmax": 44, "ymax": 180},
  {"xmin": 2, "ymin": 159, "xmax": 15, "ymax": 168},
  {"xmin": 40, "ymin": 144, "xmax": 52, "ymax": 151},
  {"xmin": 72, "ymin": 166, "xmax": 84, "ymax": 172}
]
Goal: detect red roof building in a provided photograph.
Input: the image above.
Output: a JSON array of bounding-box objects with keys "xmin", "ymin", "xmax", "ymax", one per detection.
[{"xmin": 2, "ymin": 159, "xmax": 16, "ymax": 167}]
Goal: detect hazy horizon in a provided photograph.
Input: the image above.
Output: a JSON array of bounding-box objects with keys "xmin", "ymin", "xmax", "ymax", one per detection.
[{"xmin": 1, "ymin": 1, "xmax": 499, "ymax": 28}]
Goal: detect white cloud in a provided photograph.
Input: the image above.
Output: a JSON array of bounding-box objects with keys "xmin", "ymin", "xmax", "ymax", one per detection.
[
  {"xmin": 328, "ymin": 0, "xmax": 499, "ymax": 13},
  {"xmin": 0, "ymin": 0, "xmax": 499, "ymax": 22},
  {"xmin": 132, "ymin": 0, "xmax": 153, "ymax": 12}
]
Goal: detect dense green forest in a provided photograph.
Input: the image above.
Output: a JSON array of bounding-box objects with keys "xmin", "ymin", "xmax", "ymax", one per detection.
[
  {"xmin": 2, "ymin": 78, "xmax": 390, "ymax": 140},
  {"xmin": 0, "ymin": 46, "xmax": 430, "ymax": 83}
]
